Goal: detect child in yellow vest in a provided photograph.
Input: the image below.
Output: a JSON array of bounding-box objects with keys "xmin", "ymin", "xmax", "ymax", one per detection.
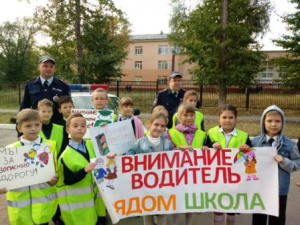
[
  {"xmin": 3, "ymin": 109, "xmax": 58, "ymax": 225},
  {"xmin": 37, "ymin": 99, "xmax": 67, "ymax": 163},
  {"xmin": 207, "ymin": 104, "xmax": 251, "ymax": 225},
  {"xmin": 172, "ymin": 90, "xmax": 204, "ymax": 130},
  {"xmin": 168, "ymin": 103, "xmax": 208, "ymax": 225},
  {"xmin": 57, "ymin": 113, "xmax": 106, "ymax": 225}
]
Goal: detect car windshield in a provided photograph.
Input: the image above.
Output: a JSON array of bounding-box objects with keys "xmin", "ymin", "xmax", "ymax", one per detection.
[{"xmin": 72, "ymin": 95, "xmax": 119, "ymax": 113}]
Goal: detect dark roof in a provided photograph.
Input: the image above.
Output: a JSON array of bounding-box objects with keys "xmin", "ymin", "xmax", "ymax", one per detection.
[{"xmin": 130, "ymin": 34, "xmax": 168, "ymax": 41}]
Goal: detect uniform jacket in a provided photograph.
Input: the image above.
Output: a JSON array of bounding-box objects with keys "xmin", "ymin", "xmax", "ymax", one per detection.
[{"xmin": 20, "ymin": 76, "xmax": 70, "ymax": 123}]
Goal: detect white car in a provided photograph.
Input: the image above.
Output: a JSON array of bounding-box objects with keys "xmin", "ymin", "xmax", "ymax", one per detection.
[{"xmin": 71, "ymin": 92, "xmax": 119, "ymax": 114}]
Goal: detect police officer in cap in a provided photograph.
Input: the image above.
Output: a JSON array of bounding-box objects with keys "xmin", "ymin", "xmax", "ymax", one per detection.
[
  {"xmin": 152, "ymin": 71, "xmax": 185, "ymax": 128},
  {"xmin": 20, "ymin": 56, "xmax": 70, "ymax": 124}
]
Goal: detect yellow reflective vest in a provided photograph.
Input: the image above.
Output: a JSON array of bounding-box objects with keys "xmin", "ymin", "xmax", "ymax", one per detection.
[
  {"xmin": 168, "ymin": 128, "xmax": 206, "ymax": 148},
  {"xmin": 6, "ymin": 139, "xmax": 57, "ymax": 225},
  {"xmin": 57, "ymin": 140, "xmax": 105, "ymax": 225},
  {"xmin": 40, "ymin": 123, "xmax": 64, "ymax": 164},
  {"xmin": 207, "ymin": 126, "xmax": 248, "ymax": 148},
  {"xmin": 172, "ymin": 111, "xmax": 204, "ymax": 130}
]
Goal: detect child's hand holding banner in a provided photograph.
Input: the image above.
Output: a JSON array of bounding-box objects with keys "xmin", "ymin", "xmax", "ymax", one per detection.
[
  {"xmin": 0, "ymin": 143, "xmax": 56, "ymax": 190},
  {"xmin": 91, "ymin": 147, "xmax": 278, "ymax": 224}
]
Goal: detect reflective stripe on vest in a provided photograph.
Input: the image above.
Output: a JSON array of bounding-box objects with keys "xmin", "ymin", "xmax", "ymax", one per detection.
[
  {"xmin": 172, "ymin": 111, "xmax": 204, "ymax": 130},
  {"xmin": 60, "ymin": 199, "xmax": 95, "ymax": 211},
  {"xmin": 56, "ymin": 185, "xmax": 94, "ymax": 198},
  {"xmin": 8, "ymin": 193, "xmax": 56, "ymax": 208},
  {"xmin": 168, "ymin": 128, "xmax": 206, "ymax": 148},
  {"xmin": 208, "ymin": 126, "xmax": 248, "ymax": 148},
  {"xmin": 57, "ymin": 140, "xmax": 97, "ymax": 224}
]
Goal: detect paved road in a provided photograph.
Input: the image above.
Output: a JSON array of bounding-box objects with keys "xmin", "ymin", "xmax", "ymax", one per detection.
[{"xmin": 0, "ymin": 128, "xmax": 300, "ymax": 225}]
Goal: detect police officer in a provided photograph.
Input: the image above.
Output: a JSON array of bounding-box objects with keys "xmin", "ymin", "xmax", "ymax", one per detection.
[
  {"xmin": 152, "ymin": 71, "xmax": 185, "ymax": 128},
  {"xmin": 20, "ymin": 56, "xmax": 70, "ymax": 124}
]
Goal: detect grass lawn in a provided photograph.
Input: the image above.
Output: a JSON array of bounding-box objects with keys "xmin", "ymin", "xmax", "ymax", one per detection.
[{"xmin": 0, "ymin": 113, "xmax": 17, "ymax": 124}]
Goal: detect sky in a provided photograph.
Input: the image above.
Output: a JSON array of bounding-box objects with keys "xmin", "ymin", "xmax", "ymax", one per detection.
[{"xmin": 0, "ymin": 0, "xmax": 296, "ymax": 50}]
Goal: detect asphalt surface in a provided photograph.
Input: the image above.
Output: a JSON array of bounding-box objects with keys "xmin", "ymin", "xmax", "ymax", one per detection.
[{"xmin": 0, "ymin": 128, "xmax": 300, "ymax": 225}]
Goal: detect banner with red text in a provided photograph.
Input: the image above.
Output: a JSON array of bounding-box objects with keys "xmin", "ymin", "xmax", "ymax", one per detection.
[{"xmin": 92, "ymin": 147, "xmax": 278, "ymax": 224}]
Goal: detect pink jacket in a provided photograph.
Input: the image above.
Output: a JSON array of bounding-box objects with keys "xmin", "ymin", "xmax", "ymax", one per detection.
[
  {"xmin": 133, "ymin": 116, "xmax": 145, "ymax": 139},
  {"xmin": 118, "ymin": 115, "xmax": 144, "ymax": 140}
]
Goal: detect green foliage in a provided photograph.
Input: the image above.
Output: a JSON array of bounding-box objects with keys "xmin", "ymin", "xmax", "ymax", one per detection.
[
  {"xmin": 169, "ymin": 0, "xmax": 271, "ymax": 104},
  {"xmin": 273, "ymin": 0, "xmax": 300, "ymax": 89},
  {"xmin": 35, "ymin": 0, "xmax": 129, "ymax": 83},
  {"xmin": 0, "ymin": 19, "xmax": 39, "ymax": 82}
]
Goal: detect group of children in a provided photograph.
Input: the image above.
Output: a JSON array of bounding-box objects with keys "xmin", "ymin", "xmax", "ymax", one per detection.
[{"xmin": 0, "ymin": 88, "xmax": 299, "ymax": 225}]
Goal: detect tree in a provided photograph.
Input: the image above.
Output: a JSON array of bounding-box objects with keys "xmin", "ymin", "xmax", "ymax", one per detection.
[
  {"xmin": 273, "ymin": 0, "xmax": 300, "ymax": 89},
  {"xmin": 0, "ymin": 19, "xmax": 39, "ymax": 82},
  {"xmin": 169, "ymin": 0, "xmax": 271, "ymax": 105},
  {"xmin": 34, "ymin": 0, "xmax": 129, "ymax": 83}
]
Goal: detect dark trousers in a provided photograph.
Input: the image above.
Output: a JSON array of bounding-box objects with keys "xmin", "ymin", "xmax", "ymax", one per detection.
[
  {"xmin": 97, "ymin": 216, "xmax": 107, "ymax": 225},
  {"xmin": 252, "ymin": 195, "xmax": 287, "ymax": 225}
]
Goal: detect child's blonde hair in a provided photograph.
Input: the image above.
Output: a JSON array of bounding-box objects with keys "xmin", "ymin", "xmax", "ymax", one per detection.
[
  {"xmin": 147, "ymin": 112, "xmax": 168, "ymax": 128},
  {"xmin": 37, "ymin": 98, "xmax": 53, "ymax": 109},
  {"xmin": 17, "ymin": 109, "xmax": 40, "ymax": 126},
  {"xmin": 265, "ymin": 110, "xmax": 282, "ymax": 119},
  {"xmin": 92, "ymin": 88, "xmax": 108, "ymax": 99},
  {"xmin": 119, "ymin": 97, "xmax": 133, "ymax": 107},
  {"xmin": 66, "ymin": 113, "xmax": 86, "ymax": 128},
  {"xmin": 177, "ymin": 104, "xmax": 196, "ymax": 119},
  {"xmin": 183, "ymin": 90, "xmax": 199, "ymax": 103},
  {"xmin": 152, "ymin": 105, "xmax": 168, "ymax": 118}
]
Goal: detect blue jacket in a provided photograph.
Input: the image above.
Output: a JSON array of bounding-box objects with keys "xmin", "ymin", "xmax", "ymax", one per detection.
[
  {"xmin": 251, "ymin": 105, "xmax": 300, "ymax": 195},
  {"xmin": 127, "ymin": 136, "xmax": 173, "ymax": 155},
  {"xmin": 152, "ymin": 88, "xmax": 185, "ymax": 128},
  {"xmin": 20, "ymin": 76, "xmax": 70, "ymax": 123}
]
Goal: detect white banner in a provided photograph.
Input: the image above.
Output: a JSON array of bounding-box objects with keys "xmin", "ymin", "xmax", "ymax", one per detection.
[
  {"xmin": 90, "ymin": 120, "xmax": 136, "ymax": 157},
  {"xmin": 71, "ymin": 108, "xmax": 97, "ymax": 129},
  {"xmin": 0, "ymin": 143, "xmax": 56, "ymax": 190},
  {"xmin": 92, "ymin": 147, "xmax": 279, "ymax": 224}
]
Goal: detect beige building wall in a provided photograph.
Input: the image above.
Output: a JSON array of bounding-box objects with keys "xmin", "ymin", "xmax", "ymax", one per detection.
[{"xmin": 121, "ymin": 34, "xmax": 287, "ymax": 83}]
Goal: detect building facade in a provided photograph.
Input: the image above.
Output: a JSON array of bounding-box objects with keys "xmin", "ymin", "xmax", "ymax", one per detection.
[{"xmin": 121, "ymin": 33, "xmax": 287, "ymax": 84}]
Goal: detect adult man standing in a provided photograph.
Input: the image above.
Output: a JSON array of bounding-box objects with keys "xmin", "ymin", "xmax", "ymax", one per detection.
[
  {"xmin": 152, "ymin": 71, "xmax": 185, "ymax": 128},
  {"xmin": 20, "ymin": 56, "xmax": 70, "ymax": 123}
]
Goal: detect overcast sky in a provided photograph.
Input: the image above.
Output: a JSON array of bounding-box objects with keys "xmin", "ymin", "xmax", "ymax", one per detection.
[{"xmin": 0, "ymin": 0, "xmax": 296, "ymax": 50}]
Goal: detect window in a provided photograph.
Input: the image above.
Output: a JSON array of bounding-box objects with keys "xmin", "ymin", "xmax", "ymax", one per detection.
[
  {"xmin": 158, "ymin": 45, "xmax": 169, "ymax": 55},
  {"xmin": 170, "ymin": 46, "xmax": 180, "ymax": 54},
  {"xmin": 258, "ymin": 61, "xmax": 274, "ymax": 78},
  {"xmin": 134, "ymin": 61, "xmax": 142, "ymax": 70},
  {"xmin": 158, "ymin": 60, "xmax": 172, "ymax": 70},
  {"xmin": 135, "ymin": 46, "xmax": 143, "ymax": 55}
]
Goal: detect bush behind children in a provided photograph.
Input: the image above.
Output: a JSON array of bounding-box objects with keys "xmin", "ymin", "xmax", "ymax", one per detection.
[{"xmin": 1, "ymin": 86, "xmax": 299, "ymax": 225}]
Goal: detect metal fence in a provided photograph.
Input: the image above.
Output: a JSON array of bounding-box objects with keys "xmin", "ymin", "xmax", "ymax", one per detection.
[
  {"xmin": 109, "ymin": 80, "xmax": 300, "ymax": 112},
  {"xmin": 0, "ymin": 81, "xmax": 299, "ymax": 113}
]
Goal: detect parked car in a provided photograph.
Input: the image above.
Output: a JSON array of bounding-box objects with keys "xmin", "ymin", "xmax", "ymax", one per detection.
[{"xmin": 71, "ymin": 91, "xmax": 119, "ymax": 114}]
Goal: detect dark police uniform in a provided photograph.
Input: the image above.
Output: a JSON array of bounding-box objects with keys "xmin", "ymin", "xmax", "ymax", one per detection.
[
  {"xmin": 20, "ymin": 76, "xmax": 70, "ymax": 123},
  {"xmin": 152, "ymin": 88, "xmax": 185, "ymax": 128}
]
